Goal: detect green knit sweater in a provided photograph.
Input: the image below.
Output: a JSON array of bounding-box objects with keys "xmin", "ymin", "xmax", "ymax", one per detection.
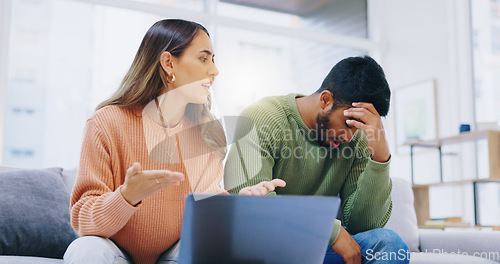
[{"xmin": 224, "ymin": 93, "xmax": 392, "ymax": 246}]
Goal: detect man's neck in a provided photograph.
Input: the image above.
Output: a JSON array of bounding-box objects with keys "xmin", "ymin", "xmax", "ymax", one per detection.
[{"xmin": 295, "ymin": 93, "xmax": 320, "ymax": 130}]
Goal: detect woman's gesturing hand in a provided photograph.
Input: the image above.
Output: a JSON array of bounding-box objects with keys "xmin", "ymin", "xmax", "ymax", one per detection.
[{"xmin": 121, "ymin": 162, "xmax": 185, "ymax": 206}]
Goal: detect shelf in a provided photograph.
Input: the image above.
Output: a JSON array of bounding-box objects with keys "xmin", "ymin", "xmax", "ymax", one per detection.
[
  {"xmin": 418, "ymin": 225, "xmax": 500, "ymax": 231},
  {"xmin": 405, "ymin": 129, "xmax": 500, "ymax": 147},
  {"xmin": 412, "ymin": 180, "xmax": 500, "ymax": 226},
  {"xmin": 408, "ymin": 129, "xmax": 500, "ymax": 227},
  {"xmin": 408, "ymin": 129, "xmax": 500, "ymax": 180},
  {"xmin": 412, "ymin": 178, "xmax": 500, "ymax": 188}
]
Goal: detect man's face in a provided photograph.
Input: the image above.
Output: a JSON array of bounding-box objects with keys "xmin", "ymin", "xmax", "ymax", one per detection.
[{"xmin": 315, "ymin": 106, "xmax": 358, "ymax": 148}]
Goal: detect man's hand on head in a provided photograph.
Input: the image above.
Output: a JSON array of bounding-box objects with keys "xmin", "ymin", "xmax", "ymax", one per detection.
[{"xmin": 343, "ymin": 102, "xmax": 391, "ymax": 162}]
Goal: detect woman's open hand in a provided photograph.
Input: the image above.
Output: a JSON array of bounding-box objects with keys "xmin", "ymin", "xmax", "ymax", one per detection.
[{"xmin": 120, "ymin": 162, "xmax": 184, "ymax": 205}]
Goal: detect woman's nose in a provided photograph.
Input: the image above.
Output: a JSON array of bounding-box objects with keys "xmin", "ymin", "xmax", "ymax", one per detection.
[{"xmin": 210, "ymin": 63, "xmax": 219, "ymax": 77}]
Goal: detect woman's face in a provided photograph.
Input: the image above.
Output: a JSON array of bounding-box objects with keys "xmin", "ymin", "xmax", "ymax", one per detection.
[{"xmin": 168, "ymin": 31, "xmax": 219, "ymax": 104}]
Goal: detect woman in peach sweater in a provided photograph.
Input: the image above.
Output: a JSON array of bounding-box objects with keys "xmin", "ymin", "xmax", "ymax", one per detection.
[{"xmin": 64, "ymin": 19, "xmax": 284, "ymax": 264}]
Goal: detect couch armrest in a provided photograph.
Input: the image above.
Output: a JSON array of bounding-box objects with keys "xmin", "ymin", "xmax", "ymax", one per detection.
[{"xmin": 419, "ymin": 229, "xmax": 500, "ymax": 262}]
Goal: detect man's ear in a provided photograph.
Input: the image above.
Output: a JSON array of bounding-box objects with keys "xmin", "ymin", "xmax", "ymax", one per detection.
[
  {"xmin": 319, "ymin": 90, "xmax": 334, "ymax": 110},
  {"xmin": 160, "ymin": 51, "xmax": 174, "ymax": 75}
]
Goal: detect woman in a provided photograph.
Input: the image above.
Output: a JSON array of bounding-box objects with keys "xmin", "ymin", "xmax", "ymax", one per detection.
[{"xmin": 64, "ymin": 19, "xmax": 284, "ymax": 264}]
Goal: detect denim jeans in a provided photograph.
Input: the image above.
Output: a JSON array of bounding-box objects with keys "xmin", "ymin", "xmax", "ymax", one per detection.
[
  {"xmin": 323, "ymin": 228, "xmax": 410, "ymax": 264},
  {"xmin": 63, "ymin": 236, "xmax": 180, "ymax": 264},
  {"xmin": 65, "ymin": 228, "xmax": 407, "ymax": 264}
]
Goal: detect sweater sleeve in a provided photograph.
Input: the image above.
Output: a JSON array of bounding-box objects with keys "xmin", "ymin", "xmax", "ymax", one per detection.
[
  {"xmin": 338, "ymin": 131, "xmax": 392, "ymax": 237},
  {"xmin": 70, "ymin": 117, "xmax": 139, "ymax": 238},
  {"xmin": 224, "ymin": 107, "xmax": 283, "ymax": 194}
]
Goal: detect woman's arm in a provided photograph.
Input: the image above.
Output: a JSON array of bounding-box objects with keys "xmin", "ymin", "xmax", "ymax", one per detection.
[{"xmin": 70, "ymin": 118, "xmax": 139, "ymax": 238}]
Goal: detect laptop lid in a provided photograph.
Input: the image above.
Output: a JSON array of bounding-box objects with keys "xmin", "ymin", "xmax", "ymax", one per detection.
[{"xmin": 179, "ymin": 194, "xmax": 340, "ymax": 264}]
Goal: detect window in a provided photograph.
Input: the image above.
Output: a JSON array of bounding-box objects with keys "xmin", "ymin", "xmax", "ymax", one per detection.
[
  {"xmin": 3, "ymin": 0, "xmax": 161, "ymax": 168},
  {"xmin": 470, "ymin": 0, "xmax": 500, "ymax": 226},
  {"xmin": 471, "ymin": 0, "xmax": 500, "ymax": 125}
]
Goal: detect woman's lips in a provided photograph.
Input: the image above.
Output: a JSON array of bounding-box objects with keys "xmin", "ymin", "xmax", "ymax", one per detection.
[{"xmin": 201, "ymin": 83, "xmax": 212, "ymax": 92}]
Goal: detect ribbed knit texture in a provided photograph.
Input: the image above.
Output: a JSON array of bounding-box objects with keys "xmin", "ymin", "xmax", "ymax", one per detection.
[
  {"xmin": 224, "ymin": 93, "xmax": 392, "ymax": 246},
  {"xmin": 71, "ymin": 105, "xmax": 226, "ymax": 264}
]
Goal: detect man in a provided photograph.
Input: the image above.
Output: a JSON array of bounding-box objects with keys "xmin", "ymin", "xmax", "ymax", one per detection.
[{"xmin": 224, "ymin": 56, "xmax": 409, "ymax": 264}]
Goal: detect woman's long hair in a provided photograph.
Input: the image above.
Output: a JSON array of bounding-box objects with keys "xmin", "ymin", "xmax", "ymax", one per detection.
[{"xmin": 97, "ymin": 19, "xmax": 226, "ymax": 156}]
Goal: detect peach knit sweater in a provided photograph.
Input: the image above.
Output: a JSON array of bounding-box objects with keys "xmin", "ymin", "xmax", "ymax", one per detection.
[{"xmin": 70, "ymin": 105, "xmax": 227, "ymax": 264}]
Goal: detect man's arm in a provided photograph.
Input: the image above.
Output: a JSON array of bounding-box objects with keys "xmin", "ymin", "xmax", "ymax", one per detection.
[
  {"xmin": 340, "ymin": 139, "xmax": 392, "ymax": 234},
  {"xmin": 327, "ymin": 132, "xmax": 391, "ymax": 264},
  {"xmin": 340, "ymin": 102, "xmax": 392, "ymax": 234},
  {"xmin": 326, "ymin": 131, "xmax": 392, "ymax": 242}
]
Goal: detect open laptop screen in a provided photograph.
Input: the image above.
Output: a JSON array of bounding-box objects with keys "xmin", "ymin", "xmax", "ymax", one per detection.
[{"xmin": 179, "ymin": 194, "xmax": 340, "ymax": 264}]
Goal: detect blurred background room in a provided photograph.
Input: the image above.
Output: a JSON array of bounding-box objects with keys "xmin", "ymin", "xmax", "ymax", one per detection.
[{"xmin": 1, "ymin": 0, "xmax": 499, "ymax": 230}]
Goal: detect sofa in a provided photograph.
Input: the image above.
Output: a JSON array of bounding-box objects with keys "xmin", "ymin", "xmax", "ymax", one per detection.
[
  {"xmin": 0, "ymin": 167, "xmax": 78, "ymax": 264},
  {"xmin": 0, "ymin": 166, "xmax": 499, "ymax": 263},
  {"xmin": 385, "ymin": 178, "xmax": 500, "ymax": 263}
]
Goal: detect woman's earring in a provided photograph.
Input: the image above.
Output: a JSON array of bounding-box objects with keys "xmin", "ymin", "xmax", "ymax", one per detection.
[{"xmin": 171, "ymin": 74, "xmax": 176, "ymax": 82}]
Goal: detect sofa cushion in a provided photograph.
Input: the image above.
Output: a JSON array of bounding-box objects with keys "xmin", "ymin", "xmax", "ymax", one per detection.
[
  {"xmin": 419, "ymin": 229, "xmax": 500, "ymax": 263},
  {"xmin": 384, "ymin": 177, "xmax": 420, "ymax": 252},
  {"xmin": 0, "ymin": 168, "xmax": 79, "ymax": 258}
]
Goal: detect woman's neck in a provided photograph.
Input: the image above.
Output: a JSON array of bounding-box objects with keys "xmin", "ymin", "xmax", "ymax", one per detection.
[{"xmin": 158, "ymin": 88, "xmax": 188, "ymax": 127}]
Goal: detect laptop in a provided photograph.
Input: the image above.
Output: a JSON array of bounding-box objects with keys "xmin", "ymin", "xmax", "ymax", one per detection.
[{"xmin": 178, "ymin": 194, "xmax": 340, "ymax": 264}]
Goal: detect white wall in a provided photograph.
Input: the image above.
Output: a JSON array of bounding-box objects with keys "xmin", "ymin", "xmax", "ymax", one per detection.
[
  {"xmin": 369, "ymin": 0, "xmax": 476, "ymax": 221},
  {"xmin": 370, "ymin": 0, "xmax": 475, "ymax": 181},
  {"xmin": 0, "ymin": 0, "xmax": 11, "ymax": 164}
]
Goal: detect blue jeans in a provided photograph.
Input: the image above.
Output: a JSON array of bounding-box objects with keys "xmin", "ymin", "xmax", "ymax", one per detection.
[
  {"xmin": 324, "ymin": 228, "xmax": 410, "ymax": 264},
  {"xmin": 63, "ymin": 236, "xmax": 179, "ymax": 264},
  {"xmin": 65, "ymin": 229, "xmax": 407, "ymax": 264}
]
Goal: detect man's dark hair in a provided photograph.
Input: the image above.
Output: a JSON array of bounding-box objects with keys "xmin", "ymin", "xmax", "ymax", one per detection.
[{"xmin": 316, "ymin": 56, "xmax": 391, "ymax": 117}]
